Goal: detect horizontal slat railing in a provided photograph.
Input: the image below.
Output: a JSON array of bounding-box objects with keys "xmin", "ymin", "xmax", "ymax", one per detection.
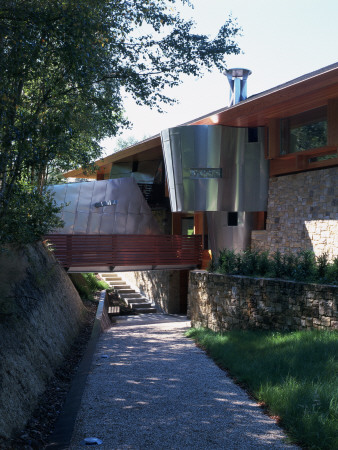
[{"xmin": 44, "ymin": 234, "xmax": 203, "ymax": 268}]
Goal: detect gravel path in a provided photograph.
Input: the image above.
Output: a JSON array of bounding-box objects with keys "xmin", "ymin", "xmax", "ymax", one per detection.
[{"xmin": 69, "ymin": 314, "xmax": 298, "ymax": 449}]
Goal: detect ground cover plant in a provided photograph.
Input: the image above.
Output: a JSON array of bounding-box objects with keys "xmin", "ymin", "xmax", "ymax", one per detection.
[
  {"xmin": 186, "ymin": 328, "xmax": 338, "ymax": 449},
  {"xmin": 211, "ymin": 249, "xmax": 338, "ymax": 285},
  {"xmin": 70, "ymin": 273, "xmax": 109, "ymax": 301}
]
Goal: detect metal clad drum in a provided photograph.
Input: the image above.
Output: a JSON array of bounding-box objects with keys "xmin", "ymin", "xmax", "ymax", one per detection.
[
  {"xmin": 161, "ymin": 124, "xmax": 269, "ymax": 254},
  {"xmin": 48, "ymin": 178, "xmax": 161, "ymax": 235},
  {"xmin": 161, "ymin": 125, "xmax": 268, "ymax": 212},
  {"xmin": 207, "ymin": 211, "xmax": 255, "ymax": 256}
]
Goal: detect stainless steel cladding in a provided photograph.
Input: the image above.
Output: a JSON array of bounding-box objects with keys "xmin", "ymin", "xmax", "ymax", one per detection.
[
  {"xmin": 207, "ymin": 211, "xmax": 255, "ymax": 255},
  {"xmin": 48, "ymin": 178, "xmax": 161, "ymax": 235},
  {"xmin": 161, "ymin": 125, "xmax": 268, "ymax": 213},
  {"xmin": 225, "ymin": 68, "xmax": 252, "ymax": 106}
]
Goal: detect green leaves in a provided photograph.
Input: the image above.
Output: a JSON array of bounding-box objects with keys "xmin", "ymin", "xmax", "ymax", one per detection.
[{"xmin": 0, "ymin": 0, "xmax": 241, "ymax": 244}]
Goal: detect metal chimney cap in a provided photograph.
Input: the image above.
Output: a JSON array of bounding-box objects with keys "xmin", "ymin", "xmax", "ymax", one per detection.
[{"xmin": 225, "ymin": 68, "xmax": 252, "ymax": 79}]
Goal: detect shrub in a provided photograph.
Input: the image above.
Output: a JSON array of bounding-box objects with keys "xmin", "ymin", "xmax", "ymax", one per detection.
[
  {"xmin": 218, "ymin": 249, "xmax": 238, "ymax": 275},
  {"xmin": 70, "ymin": 273, "xmax": 109, "ymax": 301},
  {"xmin": 211, "ymin": 248, "xmax": 338, "ymax": 285}
]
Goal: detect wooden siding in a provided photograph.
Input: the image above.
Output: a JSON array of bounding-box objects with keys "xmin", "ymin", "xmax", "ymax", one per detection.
[{"xmin": 44, "ymin": 234, "xmax": 203, "ymax": 269}]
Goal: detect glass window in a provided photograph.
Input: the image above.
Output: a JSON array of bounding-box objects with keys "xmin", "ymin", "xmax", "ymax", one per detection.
[
  {"xmin": 280, "ymin": 107, "xmax": 327, "ymax": 155},
  {"xmin": 181, "ymin": 217, "xmax": 194, "ymax": 235}
]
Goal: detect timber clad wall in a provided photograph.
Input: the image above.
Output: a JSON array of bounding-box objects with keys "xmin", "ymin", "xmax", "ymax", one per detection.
[
  {"xmin": 188, "ymin": 271, "xmax": 338, "ymax": 332},
  {"xmin": 251, "ymin": 167, "xmax": 338, "ymax": 260}
]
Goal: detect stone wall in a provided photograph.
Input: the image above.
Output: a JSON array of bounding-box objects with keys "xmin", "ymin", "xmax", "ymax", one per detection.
[
  {"xmin": 117, "ymin": 270, "xmax": 186, "ymax": 314},
  {"xmin": 188, "ymin": 270, "xmax": 337, "ymax": 332},
  {"xmin": 251, "ymin": 167, "xmax": 338, "ymax": 260},
  {"xmin": 0, "ymin": 242, "xmax": 86, "ymax": 439}
]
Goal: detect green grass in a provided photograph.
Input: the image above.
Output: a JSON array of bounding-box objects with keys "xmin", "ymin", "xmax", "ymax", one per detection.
[{"xmin": 186, "ymin": 328, "xmax": 338, "ymax": 449}]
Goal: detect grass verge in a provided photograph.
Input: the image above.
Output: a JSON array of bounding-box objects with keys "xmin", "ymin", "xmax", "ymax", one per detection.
[{"xmin": 186, "ymin": 328, "xmax": 338, "ymax": 449}]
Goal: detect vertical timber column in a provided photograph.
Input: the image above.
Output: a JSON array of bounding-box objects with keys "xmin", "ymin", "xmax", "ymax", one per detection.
[
  {"xmin": 194, "ymin": 212, "xmax": 211, "ymax": 270},
  {"xmin": 172, "ymin": 212, "xmax": 182, "ymax": 235}
]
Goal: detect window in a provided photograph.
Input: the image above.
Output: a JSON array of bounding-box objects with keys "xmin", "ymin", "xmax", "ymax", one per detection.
[
  {"xmin": 280, "ymin": 107, "xmax": 327, "ymax": 155},
  {"xmin": 181, "ymin": 217, "xmax": 194, "ymax": 235},
  {"xmin": 228, "ymin": 212, "xmax": 238, "ymax": 227},
  {"xmin": 248, "ymin": 127, "xmax": 258, "ymax": 143}
]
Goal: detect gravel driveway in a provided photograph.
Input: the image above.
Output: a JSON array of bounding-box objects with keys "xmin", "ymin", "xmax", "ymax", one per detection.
[{"xmin": 69, "ymin": 314, "xmax": 298, "ymax": 449}]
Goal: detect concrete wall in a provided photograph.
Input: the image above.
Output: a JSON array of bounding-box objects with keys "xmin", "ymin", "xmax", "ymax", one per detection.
[
  {"xmin": 0, "ymin": 242, "xmax": 86, "ymax": 439},
  {"xmin": 118, "ymin": 270, "xmax": 186, "ymax": 314},
  {"xmin": 251, "ymin": 167, "xmax": 338, "ymax": 261},
  {"xmin": 188, "ymin": 271, "xmax": 337, "ymax": 332}
]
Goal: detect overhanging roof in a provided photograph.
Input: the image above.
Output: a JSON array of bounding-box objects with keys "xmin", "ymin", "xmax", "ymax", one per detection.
[{"xmin": 64, "ymin": 62, "xmax": 338, "ymax": 178}]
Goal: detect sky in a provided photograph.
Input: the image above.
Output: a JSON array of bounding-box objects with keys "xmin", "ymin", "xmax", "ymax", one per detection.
[{"xmin": 101, "ymin": 0, "xmax": 338, "ymax": 154}]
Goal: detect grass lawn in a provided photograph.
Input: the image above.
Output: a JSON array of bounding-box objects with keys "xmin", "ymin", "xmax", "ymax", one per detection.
[{"xmin": 186, "ymin": 328, "xmax": 338, "ymax": 450}]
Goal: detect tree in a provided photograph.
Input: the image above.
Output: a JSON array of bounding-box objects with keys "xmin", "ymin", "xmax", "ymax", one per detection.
[{"xmin": 0, "ymin": 0, "xmax": 241, "ymax": 244}]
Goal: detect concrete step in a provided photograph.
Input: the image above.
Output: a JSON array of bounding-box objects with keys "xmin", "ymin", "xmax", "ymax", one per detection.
[
  {"xmin": 100, "ymin": 272, "xmax": 157, "ymax": 315},
  {"xmin": 100, "ymin": 274, "xmax": 121, "ymax": 280},
  {"xmin": 134, "ymin": 307, "xmax": 157, "ymax": 314},
  {"xmin": 120, "ymin": 293, "xmax": 143, "ymax": 299},
  {"xmin": 115, "ymin": 288, "xmax": 136, "ymax": 294},
  {"xmin": 124, "ymin": 297, "xmax": 148, "ymax": 304},
  {"xmin": 129, "ymin": 302, "xmax": 154, "ymax": 309}
]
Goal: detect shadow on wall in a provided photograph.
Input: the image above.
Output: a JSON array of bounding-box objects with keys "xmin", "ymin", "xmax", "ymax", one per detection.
[
  {"xmin": 264, "ymin": 218, "xmax": 338, "ymax": 261},
  {"xmin": 261, "ymin": 168, "xmax": 338, "ymax": 261},
  {"xmin": 120, "ymin": 270, "xmax": 188, "ymax": 315}
]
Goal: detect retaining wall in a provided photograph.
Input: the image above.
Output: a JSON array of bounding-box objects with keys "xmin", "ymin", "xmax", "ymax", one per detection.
[
  {"xmin": 0, "ymin": 242, "xmax": 86, "ymax": 439},
  {"xmin": 188, "ymin": 270, "xmax": 337, "ymax": 332},
  {"xmin": 118, "ymin": 270, "xmax": 187, "ymax": 314}
]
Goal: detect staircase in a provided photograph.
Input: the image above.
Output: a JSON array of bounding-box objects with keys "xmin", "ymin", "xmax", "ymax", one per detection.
[{"xmin": 100, "ymin": 273, "xmax": 157, "ymax": 314}]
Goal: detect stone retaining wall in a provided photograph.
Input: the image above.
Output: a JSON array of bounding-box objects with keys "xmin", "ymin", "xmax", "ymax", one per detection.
[
  {"xmin": 251, "ymin": 167, "xmax": 338, "ymax": 261},
  {"xmin": 0, "ymin": 242, "xmax": 86, "ymax": 439},
  {"xmin": 188, "ymin": 270, "xmax": 337, "ymax": 332}
]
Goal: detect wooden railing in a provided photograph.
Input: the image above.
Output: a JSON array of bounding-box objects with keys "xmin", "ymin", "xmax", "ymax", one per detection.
[{"xmin": 44, "ymin": 234, "xmax": 203, "ymax": 269}]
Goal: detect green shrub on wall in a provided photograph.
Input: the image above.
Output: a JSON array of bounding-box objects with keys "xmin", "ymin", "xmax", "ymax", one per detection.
[{"xmin": 213, "ymin": 249, "xmax": 338, "ymax": 285}]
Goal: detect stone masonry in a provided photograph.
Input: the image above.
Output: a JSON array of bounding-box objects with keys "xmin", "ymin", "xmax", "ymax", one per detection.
[
  {"xmin": 188, "ymin": 271, "xmax": 337, "ymax": 332},
  {"xmin": 251, "ymin": 167, "xmax": 338, "ymax": 261},
  {"xmin": 116, "ymin": 270, "xmax": 182, "ymax": 314}
]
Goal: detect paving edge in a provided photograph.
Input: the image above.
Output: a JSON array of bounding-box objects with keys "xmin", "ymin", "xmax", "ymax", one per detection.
[{"xmin": 45, "ymin": 290, "xmax": 111, "ymax": 449}]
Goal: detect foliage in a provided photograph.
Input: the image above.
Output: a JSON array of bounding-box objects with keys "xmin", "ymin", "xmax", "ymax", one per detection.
[
  {"xmin": 291, "ymin": 121, "xmax": 327, "ymax": 153},
  {"xmin": 186, "ymin": 327, "xmax": 338, "ymax": 450},
  {"xmin": 70, "ymin": 273, "xmax": 109, "ymax": 301},
  {"xmin": 215, "ymin": 249, "xmax": 338, "ymax": 285},
  {"xmin": 113, "ymin": 135, "xmax": 150, "ymax": 153},
  {"xmin": 0, "ymin": 183, "xmax": 63, "ymax": 245},
  {"xmin": 0, "ymin": 0, "xmax": 241, "ymax": 244}
]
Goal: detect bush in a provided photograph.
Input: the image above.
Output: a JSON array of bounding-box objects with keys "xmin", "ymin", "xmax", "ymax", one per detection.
[
  {"xmin": 211, "ymin": 248, "xmax": 338, "ymax": 285},
  {"xmin": 0, "ymin": 184, "xmax": 63, "ymax": 246},
  {"xmin": 69, "ymin": 273, "xmax": 109, "ymax": 301}
]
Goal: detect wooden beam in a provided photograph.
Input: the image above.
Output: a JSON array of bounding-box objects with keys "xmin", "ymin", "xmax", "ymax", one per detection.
[
  {"xmin": 268, "ymin": 119, "xmax": 280, "ymax": 159},
  {"xmin": 194, "ymin": 212, "xmax": 204, "ymax": 235},
  {"xmin": 270, "ymin": 146, "xmax": 338, "ymax": 176}
]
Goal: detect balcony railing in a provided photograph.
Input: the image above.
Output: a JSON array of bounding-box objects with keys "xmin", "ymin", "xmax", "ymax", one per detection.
[{"xmin": 44, "ymin": 234, "xmax": 203, "ymax": 270}]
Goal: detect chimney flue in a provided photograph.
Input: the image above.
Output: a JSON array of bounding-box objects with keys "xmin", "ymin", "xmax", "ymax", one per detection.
[{"xmin": 225, "ymin": 68, "xmax": 252, "ymax": 106}]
